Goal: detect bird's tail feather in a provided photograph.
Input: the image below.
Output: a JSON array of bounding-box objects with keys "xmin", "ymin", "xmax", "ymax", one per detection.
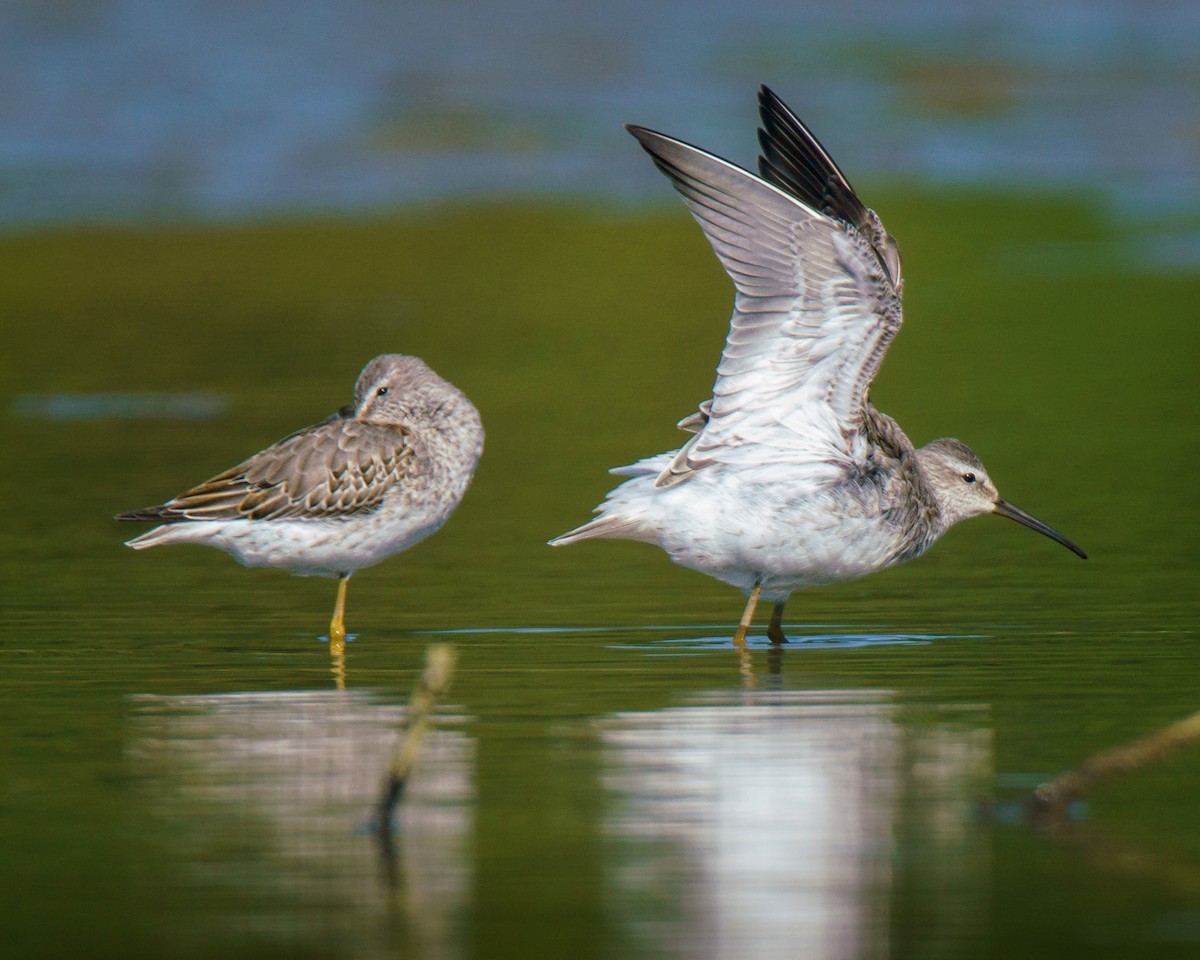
[
  {"xmin": 122, "ymin": 524, "xmax": 178, "ymax": 550},
  {"xmin": 547, "ymin": 515, "xmax": 638, "ymax": 547},
  {"xmin": 114, "ymin": 506, "xmax": 168, "ymax": 522}
]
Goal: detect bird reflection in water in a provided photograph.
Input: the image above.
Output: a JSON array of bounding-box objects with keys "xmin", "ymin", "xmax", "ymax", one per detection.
[
  {"xmin": 128, "ymin": 689, "xmax": 473, "ymax": 959},
  {"xmin": 601, "ymin": 692, "xmax": 991, "ymax": 960},
  {"xmin": 331, "ymin": 633, "xmax": 347, "ymax": 689}
]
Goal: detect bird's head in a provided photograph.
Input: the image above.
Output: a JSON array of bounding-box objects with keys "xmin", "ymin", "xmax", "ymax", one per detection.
[
  {"xmin": 353, "ymin": 354, "xmax": 449, "ymax": 424},
  {"xmin": 915, "ymin": 437, "xmax": 1086, "ymax": 559}
]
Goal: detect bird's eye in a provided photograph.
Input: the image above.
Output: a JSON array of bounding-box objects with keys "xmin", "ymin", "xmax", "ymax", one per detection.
[
  {"xmin": 962, "ymin": 472, "xmax": 976, "ymax": 484},
  {"xmin": 376, "ymin": 386, "xmax": 389, "ymax": 397}
]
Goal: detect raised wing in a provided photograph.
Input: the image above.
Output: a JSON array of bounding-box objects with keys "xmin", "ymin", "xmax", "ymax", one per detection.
[
  {"xmin": 627, "ymin": 87, "xmax": 903, "ymax": 488},
  {"xmin": 117, "ymin": 418, "xmax": 414, "ymax": 523},
  {"xmin": 756, "ymin": 86, "xmax": 902, "ymax": 289}
]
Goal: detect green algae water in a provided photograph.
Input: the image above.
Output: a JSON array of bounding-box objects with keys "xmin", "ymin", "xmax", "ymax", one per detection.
[{"xmin": 1, "ymin": 196, "xmax": 1198, "ymax": 959}]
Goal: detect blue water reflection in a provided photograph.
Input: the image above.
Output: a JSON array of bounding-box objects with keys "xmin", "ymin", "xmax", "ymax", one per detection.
[
  {"xmin": 414, "ymin": 624, "xmax": 973, "ymax": 648},
  {"xmin": 9, "ymin": 392, "xmax": 226, "ymax": 421}
]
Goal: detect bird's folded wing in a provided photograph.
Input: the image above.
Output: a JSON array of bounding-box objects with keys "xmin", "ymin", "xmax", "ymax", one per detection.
[
  {"xmin": 137, "ymin": 420, "xmax": 414, "ymax": 522},
  {"xmin": 626, "ymin": 112, "xmax": 902, "ymax": 489}
]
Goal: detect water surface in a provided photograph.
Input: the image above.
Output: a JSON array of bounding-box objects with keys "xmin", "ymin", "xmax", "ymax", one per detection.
[{"xmin": 2, "ymin": 196, "xmax": 1198, "ymax": 959}]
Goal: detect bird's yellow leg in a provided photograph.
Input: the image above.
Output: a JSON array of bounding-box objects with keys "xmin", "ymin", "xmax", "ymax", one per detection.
[
  {"xmin": 731, "ymin": 583, "xmax": 762, "ymax": 648},
  {"xmin": 330, "ymin": 574, "xmax": 350, "ymax": 646},
  {"xmin": 329, "ymin": 575, "xmax": 350, "ymax": 687},
  {"xmin": 767, "ymin": 602, "xmax": 789, "ymax": 645}
]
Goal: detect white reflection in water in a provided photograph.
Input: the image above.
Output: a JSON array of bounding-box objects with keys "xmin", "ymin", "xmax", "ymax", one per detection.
[
  {"xmin": 602, "ymin": 691, "xmax": 990, "ymax": 960},
  {"xmin": 127, "ymin": 690, "xmax": 472, "ymax": 960}
]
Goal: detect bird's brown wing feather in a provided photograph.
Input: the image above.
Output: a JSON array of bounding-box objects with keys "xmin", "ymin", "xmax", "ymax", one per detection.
[{"xmin": 117, "ymin": 419, "xmax": 414, "ymax": 523}]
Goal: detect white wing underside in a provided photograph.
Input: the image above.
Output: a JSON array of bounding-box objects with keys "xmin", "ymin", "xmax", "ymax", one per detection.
[{"xmin": 626, "ymin": 127, "xmax": 903, "ymax": 488}]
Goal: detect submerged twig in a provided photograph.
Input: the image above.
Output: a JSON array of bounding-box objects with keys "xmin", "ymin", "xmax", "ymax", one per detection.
[
  {"xmin": 375, "ymin": 644, "xmax": 457, "ymax": 832},
  {"xmin": 1031, "ymin": 709, "xmax": 1200, "ymax": 819}
]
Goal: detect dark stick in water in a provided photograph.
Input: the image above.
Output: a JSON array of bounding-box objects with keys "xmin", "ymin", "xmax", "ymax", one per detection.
[
  {"xmin": 1031, "ymin": 709, "xmax": 1200, "ymax": 819},
  {"xmin": 376, "ymin": 644, "xmax": 457, "ymax": 829}
]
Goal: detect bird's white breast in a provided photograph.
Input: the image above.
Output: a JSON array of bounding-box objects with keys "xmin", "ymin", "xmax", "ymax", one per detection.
[
  {"xmin": 607, "ymin": 464, "xmax": 924, "ymax": 601},
  {"xmin": 157, "ymin": 497, "xmax": 449, "ymax": 577}
]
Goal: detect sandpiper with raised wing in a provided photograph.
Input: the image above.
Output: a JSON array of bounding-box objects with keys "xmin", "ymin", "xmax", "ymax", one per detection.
[{"xmin": 551, "ymin": 87, "xmax": 1085, "ymax": 645}]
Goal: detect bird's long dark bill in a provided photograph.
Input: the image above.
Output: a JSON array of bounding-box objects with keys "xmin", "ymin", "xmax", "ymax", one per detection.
[{"xmin": 993, "ymin": 499, "xmax": 1087, "ymax": 559}]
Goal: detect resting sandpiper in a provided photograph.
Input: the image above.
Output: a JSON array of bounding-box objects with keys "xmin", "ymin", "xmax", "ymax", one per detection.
[
  {"xmin": 117, "ymin": 354, "xmax": 483, "ymax": 644},
  {"xmin": 551, "ymin": 86, "xmax": 1085, "ymax": 645}
]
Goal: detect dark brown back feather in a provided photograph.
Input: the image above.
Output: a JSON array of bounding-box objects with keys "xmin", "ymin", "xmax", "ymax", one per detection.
[{"xmin": 115, "ymin": 419, "xmax": 414, "ymax": 524}]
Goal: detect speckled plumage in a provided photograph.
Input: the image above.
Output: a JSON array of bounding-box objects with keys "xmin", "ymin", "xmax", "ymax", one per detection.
[
  {"xmin": 551, "ymin": 87, "xmax": 1084, "ymax": 643},
  {"xmin": 118, "ymin": 354, "xmax": 483, "ymax": 637}
]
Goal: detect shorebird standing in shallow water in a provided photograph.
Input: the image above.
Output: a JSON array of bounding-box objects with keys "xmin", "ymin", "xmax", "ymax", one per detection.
[
  {"xmin": 118, "ymin": 354, "xmax": 483, "ymax": 648},
  {"xmin": 551, "ymin": 86, "xmax": 1085, "ymax": 646}
]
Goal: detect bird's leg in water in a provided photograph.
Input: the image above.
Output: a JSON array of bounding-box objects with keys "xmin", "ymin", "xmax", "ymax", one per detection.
[
  {"xmin": 330, "ymin": 574, "xmax": 350, "ymax": 647},
  {"xmin": 768, "ymin": 602, "xmax": 789, "ymax": 645},
  {"xmin": 731, "ymin": 583, "xmax": 762, "ymax": 647}
]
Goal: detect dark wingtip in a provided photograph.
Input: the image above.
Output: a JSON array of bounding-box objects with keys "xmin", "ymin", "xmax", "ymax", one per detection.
[
  {"xmin": 624, "ymin": 123, "xmax": 661, "ymax": 148},
  {"xmin": 114, "ymin": 507, "xmax": 165, "ymax": 522},
  {"xmin": 622, "ymin": 124, "xmax": 692, "ymax": 177},
  {"xmin": 756, "ymin": 84, "xmax": 796, "ymax": 132}
]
